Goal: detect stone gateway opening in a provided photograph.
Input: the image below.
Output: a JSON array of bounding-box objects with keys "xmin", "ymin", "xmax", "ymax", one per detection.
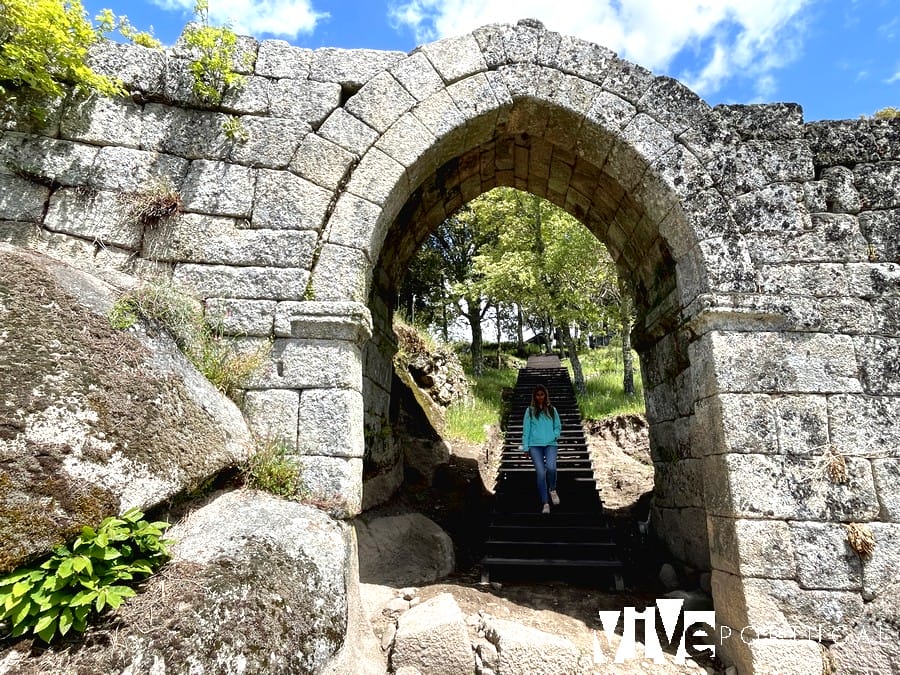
[{"xmin": 2, "ymin": 17, "xmax": 897, "ymax": 675}]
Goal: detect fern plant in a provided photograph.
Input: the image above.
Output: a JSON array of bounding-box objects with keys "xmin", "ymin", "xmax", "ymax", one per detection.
[{"xmin": 0, "ymin": 508, "xmax": 172, "ymax": 642}]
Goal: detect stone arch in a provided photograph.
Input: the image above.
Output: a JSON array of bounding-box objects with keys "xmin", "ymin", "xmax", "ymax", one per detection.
[{"xmin": 301, "ymin": 22, "xmax": 845, "ymax": 674}]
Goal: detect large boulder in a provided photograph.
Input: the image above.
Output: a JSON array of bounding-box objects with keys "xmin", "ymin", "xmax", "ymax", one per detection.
[
  {"xmin": 390, "ymin": 592, "xmax": 472, "ymax": 674},
  {"xmin": 481, "ymin": 615, "xmax": 585, "ymax": 675},
  {"xmin": 0, "ymin": 245, "xmax": 252, "ymax": 572},
  {"xmin": 0, "ymin": 489, "xmax": 350, "ymax": 674}
]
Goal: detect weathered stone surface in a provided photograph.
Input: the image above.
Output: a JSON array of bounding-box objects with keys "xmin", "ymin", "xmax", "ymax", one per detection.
[
  {"xmin": 290, "ymin": 133, "xmax": 357, "ymax": 191},
  {"xmin": 715, "ymin": 102, "xmax": 804, "ymax": 141},
  {"xmin": 854, "ymin": 161, "xmax": 900, "ymax": 210},
  {"xmin": 296, "ymin": 455, "xmax": 362, "ymax": 517},
  {"xmin": 0, "ymin": 246, "xmax": 252, "ymax": 572},
  {"xmin": 829, "ymin": 394, "xmax": 900, "ymax": 458},
  {"xmin": 872, "ymin": 458, "xmax": 900, "ymax": 521},
  {"xmin": 252, "ymin": 168, "xmax": 331, "ymax": 231},
  {"xmin": 790, "ymin": 522, "xmax": 863, "ymax": 590},
  {"xmin": 227, "ymin": 116, "xmax": 309, "ymax": 168},
  {"xmin": 45, "ymin": 188, "xmax": 143, "ymax": 250},
  {"xmin": 60, "ymin": 95, "xmax": 143, "ymax": 148},
  {"xmin": 822, "ymin": 165, "xmax": 862, "ymax": 213},
  {"xmin": 345, "ymin": 72, "xmax": 417, "ymax": 134},
  {"xmin": 713, "ymin": 572, "xmax": 864, "ymax": 642},
  {"xmin": 242, "ymin": 388, "xmax": 299, "ymax": 449},
  {"xmin": 355, "ymin": 512, "xmax": 455, "ymax": 586},
  {"xmin": 704, "ymin": 453, "xmax": 879, "ymax": 521},
  {"xmin": 220, "ymin": 75, "xmax": 271, "ymax": 115},
  {"xmin": 829, "ymin": 580, "xmax": 900, "ymax": 674},
  {"xmin": 391, "ymin": 593, "xmax": 471, "ymax": 674},
  {"xmin": 693, "ymin": 331, "xmax": 862, "ymax": 399},
  {"xmin": 269, "ymin": 78, "xmax": 342, "ymax": 126},
  {"xmin": 143, "ymin": 213, "xmax": 317, "ymax": 267},
  {"xmin": 708, "ymin": 517, "xmax": 795, "ymax": 578},
  {"xmin": 87, "ymin": 40, "xmax": 166, "ymax": 94},
  {"xmin": 420, "ymin": 33, "xmax": 487, "ymax": 84},
  {"xmin": 721, "ymin": 638, "xmax": 823, "ymax": 675},
  {"xmin": 179, "ymin": 159, "xmax": 255, "ymax": 217},
  {"xmin": 91, "ymin": 146, "xmax": 190, "ymax": 193},
  {"xmin": 324, "ymin": 191, "xmax": 385, "ymax": 253},
  {"xmin": 204, "ymin": 297, "xmax": 276, "ymax": 336},
  {"xmin": 310, "ymin": 48, "xmax": 405, "ymax": 89},
  {"xmin": 274, "ymin": 300, "xmax": 373, "ymax": 342},
  {"xmin": 318, "ymin": 108, "xmax": 380, "ymax": 156},
  {"xmin": 255, "ymin": 39, "xmax": 312, "ymax": 78},
  {"xmin": 0, "ymin": 132, "xmax": 99, "ymax": 187},
  {"xmin": 140, "ymin": 105, "xmax": 234, "ymax": 160},
  {"xmin": 309, "ymin": 243, "xmax": 370, "ymax": 302},
  {"xmin": 854, "ymin": 335, "xmax": 900, "ymax": 394},
  {"xmin": 297, "ymin": 388, "xmax": 364, "ymax": 458},
  {"xmin": 0, "ymin": 174, "xmax": 49, "ymax": 223},
  {"xmin": 259, "ymin": 338, "xmax": 363, "ymax": 390},
  {"xmin": 173, "ymin": 263, "xmax": 309, "ymax": 300},
  {"xmin": 862, "ymin": 522, "xmax": 900, "ymax": 598},
  {"xmin": 390, "ymin": 51, "xmax": 445, "ymax": 102},
  {"xmin": 481, "ymin": 615, "xmax": 583, "ymax": 675}
]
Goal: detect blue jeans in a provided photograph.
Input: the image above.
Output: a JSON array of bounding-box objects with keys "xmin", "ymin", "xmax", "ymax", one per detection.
[{"xmin": 528, "ymin": 445, "xmax": 558, "ymax": 504}]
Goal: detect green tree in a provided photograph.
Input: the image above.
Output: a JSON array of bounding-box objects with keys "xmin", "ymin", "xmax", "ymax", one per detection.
[
  {"xmin": 472, "ymin": 188, "xmax": 622, "ymax": 394},
  {"xmin": 0, "ymin": 0, "xmax": 125, "ymax": 119}
]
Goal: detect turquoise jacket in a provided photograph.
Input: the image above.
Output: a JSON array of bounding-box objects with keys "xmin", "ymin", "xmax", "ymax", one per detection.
[{"xmin": 523, "ymin": 406, "xmax": 561, "ymax": 448}]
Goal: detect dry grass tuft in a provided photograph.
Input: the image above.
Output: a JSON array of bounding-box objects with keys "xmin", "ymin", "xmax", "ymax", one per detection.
[
  {"xmin": 845, "ymin": 522, "xmax": 875, "ymax": 557},
  {"xmin": 824, "ymin": 446, "xmax": 848, "ymax": 484}
]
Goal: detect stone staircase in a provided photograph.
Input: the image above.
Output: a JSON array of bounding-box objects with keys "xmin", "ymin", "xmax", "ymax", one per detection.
[{"xmin": 481, "ymin": 363, "xmax": 624, "ymax": 585}]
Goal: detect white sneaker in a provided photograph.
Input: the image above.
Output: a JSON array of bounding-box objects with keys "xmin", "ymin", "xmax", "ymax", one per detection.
[
  {"xmin": 549, "ymin": 490, "xmax": 560, "ymax": 506},
  {"xmin": 541, "ymin": 503, "xmax": 550, "ymax": 514}
]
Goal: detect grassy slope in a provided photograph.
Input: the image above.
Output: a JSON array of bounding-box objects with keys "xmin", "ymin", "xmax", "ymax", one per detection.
[{"xmin": 446, "ymin": 343, "xmax": 644, "ymax": 443}]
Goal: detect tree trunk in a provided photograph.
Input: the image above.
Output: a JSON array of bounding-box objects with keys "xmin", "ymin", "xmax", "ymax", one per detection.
[
  {"xmin": 495, "ymin": 305, "xmax": 502, "ymax": 369},
  {"xmin": 563, "ymin": 326, "xmax": 586, "ymax": 395},
  {"xmin": 467, "ymin": 297, "xmax": 484, "ymax": 376},
  {"xmin": 516, "ymin": 305, "xmax": 525, "ymax": 356},
  {"xmin": 619, "ymin": 279, "xmax": 635, "ymax": 396}
]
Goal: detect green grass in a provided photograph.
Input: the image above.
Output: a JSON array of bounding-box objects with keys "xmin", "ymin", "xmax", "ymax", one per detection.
[
  {"xmin": 445, "ymin": 343, "xmax": 645, "ymax": 443},
  {"xmin": 568, "ymin": 343, "xmax": 645, "ymax": 420}
]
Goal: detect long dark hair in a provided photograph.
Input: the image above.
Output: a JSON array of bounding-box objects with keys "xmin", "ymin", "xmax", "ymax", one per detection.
[{"xmin": 528, "ymin": 384, "xmax": 555, "ymax": 419}]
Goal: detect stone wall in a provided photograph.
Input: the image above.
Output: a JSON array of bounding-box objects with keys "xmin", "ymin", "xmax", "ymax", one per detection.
[{"xmin": 1, "ymin": 21, "xmax": 899, "ymax": 674}]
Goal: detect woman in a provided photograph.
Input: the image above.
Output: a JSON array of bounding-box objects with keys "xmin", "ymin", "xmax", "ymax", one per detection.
[{"xmin": 522, "ymin": 384, "xmax": 562, "ymax": 514}]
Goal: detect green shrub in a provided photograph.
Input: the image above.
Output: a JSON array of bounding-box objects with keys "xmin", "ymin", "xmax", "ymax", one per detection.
[
  {"xmin": 0, "ymin": 0, "xmax": 126, "ymax": 120},
  {"xmin": 222, "ymin": 115, "xmax": 249, "ymax": 143},
  {"xmin": 181, "ymin": 0, "xmax": 245, "ymax": 104},
  {"xmin": 0, "ymin": 508, "xmax": 172, "ymax": 643},
  {"xmin": 243, "ymin": 440, "xmax": 302, "ymax": 498}
]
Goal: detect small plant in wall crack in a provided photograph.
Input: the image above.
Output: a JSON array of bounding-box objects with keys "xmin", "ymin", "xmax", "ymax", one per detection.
[
  {"xmin": 823, "ymin": 445, "xmax": 848, "ymax": 484},
  {"xmin": 242, "ymin": 439, "xmax": 303, "ymax": 498},
  {"xmin": 181, "ymin": 0, "xmax": 246, "ymax": 105},
  {"xmin": 118, "ymin": 178, "xmax": 183, "ymax": 228},
  {"xmin": 222, "ymin": 115, "xmax": 249, "ymax": 143},
  {"xmin": 0, "ymin": 508, "xmax": 172, "ymax": 643}
]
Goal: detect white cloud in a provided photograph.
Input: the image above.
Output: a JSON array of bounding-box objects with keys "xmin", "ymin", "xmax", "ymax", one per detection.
[
  {"xmin": 388, "ymin": 0, "xmax": 813, "ymax": 98},
  {"xmin": 151, "ymin": 0, "xmax": 328, "ymax": 39},
  {"xmin": 887, "ymin": 69, "xmax": 900, "ymax": 84}
]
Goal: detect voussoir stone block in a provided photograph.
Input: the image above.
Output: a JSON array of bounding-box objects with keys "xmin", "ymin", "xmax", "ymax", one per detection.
[
  {"xmin": 390, "ymin": 51, "xmax": 446, "ymax": 102},
  {"xmin": 324, "ymin": 192, "xmax": 384, "ymax": 253},
  {"xmin": 419, "ymin": 33, "xmax": 487, "ymax": 84},
  {"xmin": 550, "ymin": 34, "xmax": 614, "ymax": 87},
  {"xmin": 290, "ymin": 133, "xmax": 356, "ymax": 191},
  {"xmin": 309, "ymin": 48, "xmax": 405, "ymax": 89},
  {"xmin": 318, "ymin": 108, "xmax": 380, "ymax": 157},
  {"xmin": 345, "ymin": 72, "xmax": 416, "ymax": 134},
  {"xmin": 310, "ymin": 244, "xmax": 370, "ymax": 302},
  {"xmin": 344, "ymin": 147, "xmax": 408, "ymax": 208}
]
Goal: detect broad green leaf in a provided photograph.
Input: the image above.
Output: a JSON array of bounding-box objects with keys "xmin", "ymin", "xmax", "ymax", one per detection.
[
  {"xmin": 58, "ymin": 608, "xmax": 74, "ymax": 636},
  {"xmin": 11, "ymin": 580, "xmax": 31, "ymax": 598},
  {"xmin": 33, "ymin": 609, "xmax": 59, "ymax": 634},
  {"xmin": 35, "ymin": 616, "xmax": 58, "ymax": 643},
  {"xmin": 11, "ymin": 598, "xmax": 32, "ymax": 625},
  {"xmin": 69, "ymin": 589, "xmax": 98, "ymax": 607}
]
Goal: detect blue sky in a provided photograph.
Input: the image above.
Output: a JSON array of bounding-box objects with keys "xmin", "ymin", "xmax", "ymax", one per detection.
[{"xmin": 79, "ymin": 0, "xmax": 899, "ymax": 122}]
